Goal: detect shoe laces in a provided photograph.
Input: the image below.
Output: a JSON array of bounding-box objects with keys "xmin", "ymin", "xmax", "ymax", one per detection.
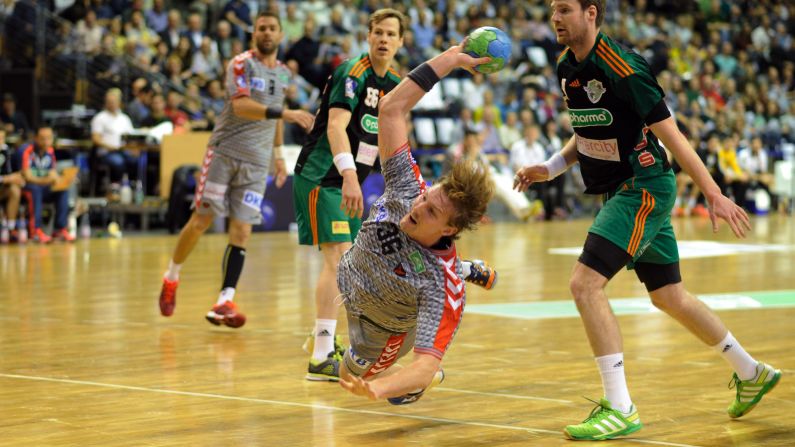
[{"xmin": 581, "ymin": 397, "xmax": 611, "ymax": 423}]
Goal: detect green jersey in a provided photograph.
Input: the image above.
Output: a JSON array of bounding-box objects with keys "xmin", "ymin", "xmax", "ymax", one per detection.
[
  {"xmin": 294, "ymin": 53, "xmax": 401, "ymax": 188},
  {"xmin": 557, "ymin": 33, "xmax": 672, "ymax": 194}
]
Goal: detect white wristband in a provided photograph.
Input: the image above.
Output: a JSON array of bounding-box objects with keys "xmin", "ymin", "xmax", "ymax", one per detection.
[
  {"xmin": 541, "ymin": 152, "xmax": 568, "ymax": 179},
  {"xmin": 333, "ymin": 152, "xmax": 356, "ymax": 175}
]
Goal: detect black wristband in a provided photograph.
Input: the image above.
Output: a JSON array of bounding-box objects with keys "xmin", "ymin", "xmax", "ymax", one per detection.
[
  {"xmin": 407, "ymin": 62, "xmax": 440, "ymax": 92},
  {"xmin": 265, "ymin": 107, "xmax": 283, "ymax": 119}
]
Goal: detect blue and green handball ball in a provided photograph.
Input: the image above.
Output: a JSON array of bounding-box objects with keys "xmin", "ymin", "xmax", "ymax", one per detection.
[{"xmin": 464, "ymin": 26, "xmax": 512, "ymax": 74}]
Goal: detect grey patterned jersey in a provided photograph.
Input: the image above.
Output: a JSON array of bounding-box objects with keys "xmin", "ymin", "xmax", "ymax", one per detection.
[
  {"xmin": 209, "ymin": 50, "xmax": 290, "ymax": 167},
  {"xmin": 337, "ymin": 143, "xmax": 466, "ymax": 360}
]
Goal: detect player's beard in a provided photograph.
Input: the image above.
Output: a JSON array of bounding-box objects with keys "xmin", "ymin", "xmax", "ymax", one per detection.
[{"xmin": 256, "ymin": 39, "xmax": 277, "ymax": 56}]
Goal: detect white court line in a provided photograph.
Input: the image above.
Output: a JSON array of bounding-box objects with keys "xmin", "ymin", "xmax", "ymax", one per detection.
[
  {"xmin": 434, "ymin": 387, "xmax": 573, "ymax": 404},
  {"xmin": 0, "ymin": 372, "xmax": 701, "ymax": 447}
]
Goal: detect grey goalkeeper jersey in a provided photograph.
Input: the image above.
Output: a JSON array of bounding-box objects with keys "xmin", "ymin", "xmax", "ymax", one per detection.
[
  {"xmin": 209, "ymin": 50, "xmax": 290, "ymax": 167},
  {"xmin": 338, "ymin": 143, "xmax": 466, "ymax": 360}
]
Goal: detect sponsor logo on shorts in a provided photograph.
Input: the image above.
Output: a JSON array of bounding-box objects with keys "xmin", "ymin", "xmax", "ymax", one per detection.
[
  {"xmin": 349, "ymin": 348, "xmax": 372, "ymax": 369},
  {"xmin": 576, "ymin": 136, "xmax": 620, "ymax": 162},
  {"xmin": 569, "ymin": 108, "xmax": 613, "ymax": 127},
  {"xmin": 241, "ymin": 190, "xmax": 263, "ymax": 211},
  {"xmin": 360, "ymin": 113, "xmax": 379, "ymax": 134},
  {"xmin": 638, "ymin": 150, "xmax": 655, "ymax": 167},
  {"xmin": 345, "ymin": 77, "xmax": 357, "ymax": 98},
  {"xmin": 332, "ymin": 221, "xmax": 350, "ymax": 234},
  {"xmin": 251, "ymin": 77, "xmax": 265, "ymax": 91},
  {"xmin": 408, "ymin": 251, "xmax": 426, "ymax": 273},
  {"xmin": 364, "ymin": 333, "xmax": 406, "ymax": 378}
]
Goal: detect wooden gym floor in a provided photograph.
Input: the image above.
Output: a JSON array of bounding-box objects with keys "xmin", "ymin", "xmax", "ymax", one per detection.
[{"xmin": 1, "ymin": 215, "xmax": 793, "ymax": 446}]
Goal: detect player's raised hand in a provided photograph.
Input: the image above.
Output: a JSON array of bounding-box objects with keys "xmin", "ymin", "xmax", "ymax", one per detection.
[
  {"xmin": 283, "ymin": 109, "xmax": 315, "ymax": 132},
  {"xmin": 513, "ymin": 164, "xmax": 550, "ymax": 192},
  {"xmin": 706, "ymin": 192, "xmax": 752, "ymax": 238},
  {"xmin": 340, "ymin": 374, "xmax": 379, "ymax": 400},
  {"xmin": 448, "ymin": 42, "xmax": 491, "ymax": 74},
  {"xmin": 340, "ymin": 171, "xmax": 364, "ymax": 218}
]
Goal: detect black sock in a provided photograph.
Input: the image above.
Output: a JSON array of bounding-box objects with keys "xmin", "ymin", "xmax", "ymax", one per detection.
[{"xmin": 221, "ymin": 245, "xmax": 246, "ymax": 290}]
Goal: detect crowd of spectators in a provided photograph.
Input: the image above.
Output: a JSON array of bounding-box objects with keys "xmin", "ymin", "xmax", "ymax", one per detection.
[{"xmin": 0, "ymin": 0, "xmax": 793, "ymax": 228}]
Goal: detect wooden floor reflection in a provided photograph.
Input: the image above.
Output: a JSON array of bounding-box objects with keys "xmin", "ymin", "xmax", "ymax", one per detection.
[{"xmin": 1, "ymin": 215, "xmax": 793, "ymax": 446}]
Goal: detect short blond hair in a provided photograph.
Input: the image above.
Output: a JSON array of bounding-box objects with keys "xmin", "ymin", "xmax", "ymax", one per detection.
[{"xmin": 438, "ymin": 159, "xmax": 494, "ymax": 238}]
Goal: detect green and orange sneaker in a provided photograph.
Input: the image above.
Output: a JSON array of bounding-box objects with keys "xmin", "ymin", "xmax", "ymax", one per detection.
[
  {"xmin": 563, "ymin": 398, "xmax": 642, "ymax": 441},
  {"xmin": 728, "ymin": 362, "xmax": 781, "ymax": 418}
]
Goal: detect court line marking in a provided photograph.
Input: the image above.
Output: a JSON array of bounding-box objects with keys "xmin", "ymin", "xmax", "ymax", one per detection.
[
  {"xmin": 0, "ymin": 373, "xmax": 701, "ymax": 447},
  {"xmin": 434, "ymin": 387, "xmax": 573, "ymax": 404}
]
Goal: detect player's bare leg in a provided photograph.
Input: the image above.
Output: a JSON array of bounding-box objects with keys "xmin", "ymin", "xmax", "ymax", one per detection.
[{"xmin": 159, "ymin": 212, "xmax": 213, "ymax": 316}]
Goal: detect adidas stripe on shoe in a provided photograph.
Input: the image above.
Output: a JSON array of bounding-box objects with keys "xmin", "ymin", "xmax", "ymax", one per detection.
[
  {"xmin": 563, "ymin": 398, "xmax": 642, "ymax": 441},
  {"xmin": 728, "ymin": 362, "xmax": 781, "ymax": 418}
]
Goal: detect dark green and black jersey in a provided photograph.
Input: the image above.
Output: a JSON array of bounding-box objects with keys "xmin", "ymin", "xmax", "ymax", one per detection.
[
  {"xmin": 556, "ymin": 33, "xmax": 671, "ymax": 194},
  {"xmin": 294, "ymin": 53, "xmax": 401, "ymax": 188}
]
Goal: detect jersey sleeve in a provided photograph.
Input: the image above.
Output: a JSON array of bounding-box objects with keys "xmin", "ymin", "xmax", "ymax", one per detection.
[
  {"xmin": 382, "ymin": 143, "xmax": 426, "ymax": 202},
  {"xmin": 413, "ymin": 257, "xmax": 465, "ymax": 359},
  {"xmin": 328, "ymin": 61, "xmax": 364, "ymax": 111},
  {"xmin": 226, "ymin": 54, "xmax": 252, "ymax": 100},
  {"xmin": 617, "ymin": 55, "xmax": 670, "ymax": 125}
]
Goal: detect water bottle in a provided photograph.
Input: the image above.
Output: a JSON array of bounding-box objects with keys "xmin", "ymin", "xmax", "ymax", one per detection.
[
  {"xmin": 79, "ymin": 214, "xmax": 91, "ymax": 239},
  {"xmin": 134, "ymin": 180, "xmax": 144, "ymax": 204},
  {"xmin": 17, "ymin": 210, "xmax": 27, "ymax": 243},
  {"xmin": 120, "ymin": 174, "xmax": 133, "ymax": 205}
]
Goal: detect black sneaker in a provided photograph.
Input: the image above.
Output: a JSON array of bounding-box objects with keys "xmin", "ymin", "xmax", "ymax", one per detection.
[
  {"xmin": 306, "ymin": 350, "xmax": 342, "ymax": 382},
  {"xmin": 463, "ymin": 260, "xmax": 497, "ymax": 290}
]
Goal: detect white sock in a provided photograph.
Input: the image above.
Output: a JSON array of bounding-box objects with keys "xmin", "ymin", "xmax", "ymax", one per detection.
[
  {"xmin": 595, "ymin": 353, "xmax": 633, "ymax": 413},
  {"xmin": 461, "ymin": 261, "xmax": 472, "ymax": 278},
  {"xmin": 713, "ymin": 331, "xmax": 757, "ymax": 380},
  {"xmin": 217, "ymin": 287, "xmax": 235, "ymax": 305},
  {"xmin": 312, "ymin": 319, "xmax": 337, "ymax": 361},
  {"xmin": 164, "ymin": 260, "xmax": 182, "ymax": 281}
]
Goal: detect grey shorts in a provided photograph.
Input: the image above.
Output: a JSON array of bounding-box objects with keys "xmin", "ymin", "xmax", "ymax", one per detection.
[
  {"xmin": 342, "ymin": 310, "xmax": 416, "ymax": 378},
  {"xmin": 193, "ymin": 148, "xmax": 268, "ymax": 224}
]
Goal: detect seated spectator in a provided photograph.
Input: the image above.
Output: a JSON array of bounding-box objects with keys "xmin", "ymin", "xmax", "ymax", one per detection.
[
  {"xmin": 164, "ymin": 91, "xmax": 190, "ymax": 132},
  {"xmin": 0, "ymin": 93, "xmax": 30, "ymax": 141},
  {"xmin": 141, "ymin": 93, "xmax": 171, "ymax": 127},
  {"xmin": 20, "ymin": 126, "xmax": 74, "ymax": 243},
  {"xmin": 214, "ymin": 20, "xmax": 237, "ymax": 61},
  {"xmin": 738, "ymin": 136, "xmax": 775, "ymax": 212},
  {"xmin": 479, "ymin": 107, "xmax": 503, "ymax": 154},
  {"xmin": 0, "ymin": 128, "xmax": 24, "ymax": 242},
  {"xmin": 498, "ymin": 111, "xmax": 521, "ymax": 151},
  {"xmin": 202, "ymin": 80, "xmax": 226, "ymax": 117},
  {"xmin": 126, "ymin": 78, "xmax": 153, "ymax": 127},
  {"xmin": 146, "ymin": 0, "xmax": 168, "ymax": 34},
  {"xmin": 159, "ymin": 9, "xmax": 183, "ymax": 52},
  {"xmin": 190, "ymin": 36, "xmax": 222, "ymax": 84},
  {"xmin": 91, "ymin": 88, "xmax": 136, "ymax": 185},
  {"xmin": 223, "ymin": 0, "xmax": 252, "ymax": 43}
]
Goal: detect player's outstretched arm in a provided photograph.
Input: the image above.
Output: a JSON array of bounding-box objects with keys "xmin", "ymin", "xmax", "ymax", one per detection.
[
  {"xmin": 650, "ymin": 117, "xmax": 751, "ymax": 238},
  {"xmin": 378, "ymin": 44, "xmax": 490, "ymax": 161},
  {"xmin": 513, "ymin": 134, "xmax": 578, "ymax": 192},
  {"xmin": 339, "ymin": 353, "xmax": 441, "ymax": 400}
]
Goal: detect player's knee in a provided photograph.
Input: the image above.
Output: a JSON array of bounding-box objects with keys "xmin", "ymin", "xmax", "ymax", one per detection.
[
  {"xmin": 8, "ymin": 184, "xmax": 21, "ymax": 199},
  {"xmin": 228, "ymin": 220, "xmax": 252, "ymax": 245},
  {"xmin": 188, "ymin": 213, "xmax": 213, "ymax": 233}
]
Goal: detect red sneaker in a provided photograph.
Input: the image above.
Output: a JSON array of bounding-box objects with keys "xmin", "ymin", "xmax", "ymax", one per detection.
[
  {"xmin": 692, "ymin": 204, "xmax": 710, "ymax": 218},
  {"xmin": 52, "ymin": 228, "xmax": 76, "ymax": 242},
  {"xmin": 206, "ymin": 300, "xmax": 246, "ymax": 328},
  {"xmin": 159, "ymin": 277, "xmax": 179, "ymax": 316},
  {"xmin": 32, "ymin": 228, "xmax": 52, "ymax": 244}
]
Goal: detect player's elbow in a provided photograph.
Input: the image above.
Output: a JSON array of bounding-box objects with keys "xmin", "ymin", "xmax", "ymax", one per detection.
[{"xmin": 378, "ymin": 91, "xmax": 403, "ymax": 120}]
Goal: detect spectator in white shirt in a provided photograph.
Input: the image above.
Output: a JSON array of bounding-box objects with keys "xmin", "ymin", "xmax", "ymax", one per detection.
[{"xmin": 91, "ymin": 88, "xmax": 136, "ymax": 185}]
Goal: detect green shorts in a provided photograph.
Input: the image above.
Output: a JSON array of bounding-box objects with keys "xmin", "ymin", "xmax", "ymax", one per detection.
[
  {"xmin": 293, "ymin": 174, "xmax": 362, "ymax": 246},
  {"xmin": 590, "ymin": 171, "xmax": 679, "ymax": 268}
]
